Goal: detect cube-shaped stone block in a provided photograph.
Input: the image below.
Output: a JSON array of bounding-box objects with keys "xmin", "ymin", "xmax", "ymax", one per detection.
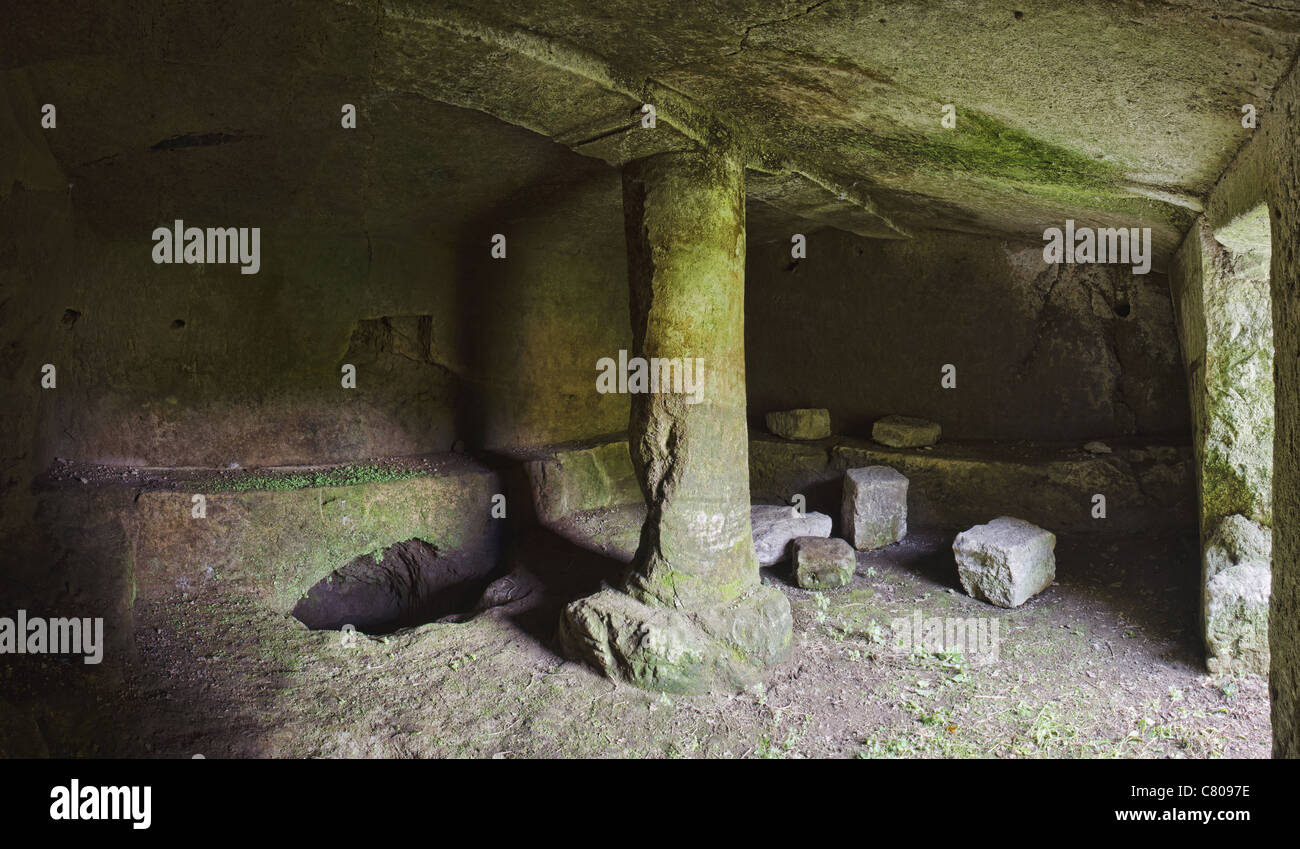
[
  {"xmin": 842, "ymin": 466, "xmax": 908, "ymax": 550},
  {"xmin": 954, "ymin": 516, "xmax": 1056, "ymax": 608}
]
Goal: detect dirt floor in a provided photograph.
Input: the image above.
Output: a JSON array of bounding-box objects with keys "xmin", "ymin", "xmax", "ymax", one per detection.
[{"xmin": 4, "ymin": 517, "xmax": 1269, "ymax": 759}]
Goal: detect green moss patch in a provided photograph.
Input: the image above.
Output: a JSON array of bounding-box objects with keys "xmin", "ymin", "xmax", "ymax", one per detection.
[
  {"xmin": 197, "ymin": 464, "xmax": 425, "ymax": 493},
  {"xmin": 874, "ymin": 110, "xmax": 1116, "ymax": 189}
]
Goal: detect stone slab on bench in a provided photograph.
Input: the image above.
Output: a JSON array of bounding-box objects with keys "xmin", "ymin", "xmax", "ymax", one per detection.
[
  {"xmin": 765, "ymin": 408, "xmax": 831, "ymax": 440},
  {"xmin": 872, "ymin": 415, "xmax": 941, "ymax": 448}
]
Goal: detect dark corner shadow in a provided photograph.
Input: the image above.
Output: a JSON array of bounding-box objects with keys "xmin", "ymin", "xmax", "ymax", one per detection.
[
  {"xmin": 486, "ymin": 522, "xmax": 630, "ymax": 652},
  {"xmin": 1051, "ymin": 530, "xmax": 1203, "ymax": 667}
]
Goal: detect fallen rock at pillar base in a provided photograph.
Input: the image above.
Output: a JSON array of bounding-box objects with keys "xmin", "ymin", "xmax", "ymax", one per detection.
[
  {"xmin": 692, "ymin": 586, "xmax": 792, "ymax": 670},
  {"xmin": 793, "ymin": 536, "xmax": 856, "ymax": 589},
  {"xmin": 1083, "ymin": 440, "xmax": 1112, "ymax": 454},
  {"xmin": 1203, "ymin": 514, "xmax": 1271, "ymax": 676},
  {"xmin": 750, "ymin": 504, "xmax": 832, "ymax": 566},
  {"xmin": 842, "ymin": 466, "xmax": 908, "ymax": 550},
  {"xmin": 558, "ymin": 585, "xmax": 792, "ymax": 694},
  {"xmin": 765, "ymin": 408, "xmax": 831, "ymax": 440},
  {"xmin": 559, "ymin": 590, "xmax": 703, "ymax": 693},
  {"xmin": 954, "ymin": 516, "xmax": 1056, "ymax": 608},
  {"xmin": 872, "ymin": 415, "xmax": 941, "ymax": 448}
]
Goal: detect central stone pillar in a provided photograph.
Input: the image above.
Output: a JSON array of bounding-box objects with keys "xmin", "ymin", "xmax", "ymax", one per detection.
[{"xmin": 560, "ymin": 150, "xmax": 792, "ymax": 693}]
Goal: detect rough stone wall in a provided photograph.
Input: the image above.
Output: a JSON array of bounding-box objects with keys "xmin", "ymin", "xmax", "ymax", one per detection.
[
  {"xmin": 1268, "ymin": 54, "xmax": 1300, "ymax": 757},
  {"xmin": 0, "ymin": 76, "xmax": 628, "ymax": 471},
  {"xmin": 0, "ymin": 69, "xmax": 82, "ymax": 629},
  {"xmin": 1170, "ymin": 219, "xmax": 1274, "ymax": 529},
  {"xmin": 460, "ymin": 172, "xmax": 631, "ymax": 453},
  {"xmin": 1194, "ymin": 45, "xmax": 1300, "ymax": 752},
  {"xmin": 745, "ymin": 227, "xmax": 1189, "ymax": 442}
]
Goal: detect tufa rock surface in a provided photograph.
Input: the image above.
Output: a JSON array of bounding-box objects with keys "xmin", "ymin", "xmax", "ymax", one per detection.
[
  {"xmin": 559, "ymin": 151, "xmax": 792, "ymax": 693},
  {"xmin": 560, "ymin": 586, "xmax": 792, "ymax": 693}
]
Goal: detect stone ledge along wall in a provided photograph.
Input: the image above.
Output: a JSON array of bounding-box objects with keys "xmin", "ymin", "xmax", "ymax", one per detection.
[
  {"xmin": 120, "ymin": 465, "xmax": 503, "ymax": 611},
  {"xmin": 525, "ymin": 439, "xmax": 641, "ymax": 525},
  {"xmin": 750, "ymin": 437, "xmax": 1195, "ymax": 537},
  {"xmin": 525, "ymin": 436, "xmax": 1195, "ymax": 539},
  {"xmin": 11, "ymin": 462, "xmax": 503, "ymax": 672},
  {"xmin": 745, "ymin": 227, "xmax": 1190, "ymax": 443}
]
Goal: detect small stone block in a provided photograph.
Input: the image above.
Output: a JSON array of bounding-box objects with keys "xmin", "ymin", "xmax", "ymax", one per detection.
[{"xmin": 793, "ymin": 536, "xmax": 856, "ymax": 589}]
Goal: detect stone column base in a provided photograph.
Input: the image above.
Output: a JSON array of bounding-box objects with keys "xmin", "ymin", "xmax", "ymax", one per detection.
[
  {"xmin": 1203, "ymin": 514, "xmax": 1271, "ymax": 676},
  {"xmin": 559, "ymin": 585, "xmax": 792, "ymax": 693}
]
